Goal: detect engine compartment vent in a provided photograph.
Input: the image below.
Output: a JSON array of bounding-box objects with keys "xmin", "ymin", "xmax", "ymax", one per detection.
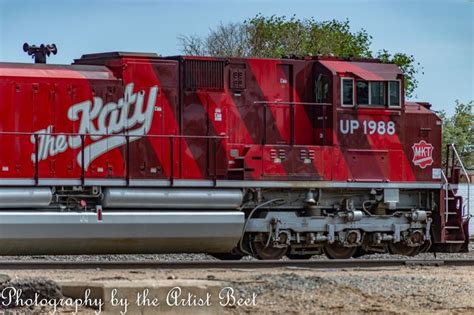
[{"xmin": 184, "ymin": 59, "xmax": 225, "ymax": 90}]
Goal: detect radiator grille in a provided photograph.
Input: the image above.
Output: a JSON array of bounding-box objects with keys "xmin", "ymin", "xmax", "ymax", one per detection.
[{"xmin": 184, "ymin": 60, "xmax": 225, "ymax": 90}]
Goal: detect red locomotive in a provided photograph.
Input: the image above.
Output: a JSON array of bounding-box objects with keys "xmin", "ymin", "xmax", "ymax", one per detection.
[{"xmin": 0, "ymin": 46, "xmax": 469, "ymax": 259}]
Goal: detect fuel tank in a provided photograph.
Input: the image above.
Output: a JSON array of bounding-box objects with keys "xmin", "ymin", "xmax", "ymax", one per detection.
[
  {"xmin": 0, "ymin": 211, "xmax": 245, "ymax": 255},
  {"xmin": 0, "ymin": 188, "xmax": 52, "ymax": 208},
  {"xmin": 102, "ymin": 188, "xmax": 244, "ymax": 209}
]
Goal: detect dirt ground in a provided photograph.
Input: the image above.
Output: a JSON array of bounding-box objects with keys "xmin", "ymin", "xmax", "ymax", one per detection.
[{"xmin": 1, "ymin": 265, "xmax": 473, "ymax": 314}]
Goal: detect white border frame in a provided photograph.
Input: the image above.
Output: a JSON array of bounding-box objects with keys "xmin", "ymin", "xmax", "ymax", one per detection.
[
  {"xmin": 340, "ymin": 77, "xmax": 355, "ymax": 107},
  {"xmin": 388, "ymin": 79, "xmax": 402, "ymax": 108}
]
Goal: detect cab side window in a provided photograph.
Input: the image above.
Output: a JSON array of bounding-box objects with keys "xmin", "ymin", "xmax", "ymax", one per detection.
[
  {"xmin": 370, "ymin": 82, "xmax": 385, "ymax": 105},
  {"xmin": 356, "ymin": 81, "xmax": 369, "ymax": 104},
  {"xmin": 388, "ymin": 81, "xmax": 400, "ymax": 107},
  {"xmin": 341, "ymin": 78, "xmax": 354, "ymax": 106},
  {"xmin": 315, "ymin": 74, "xmax": 330, "ymax": 103},
  {"xmin": 352, "ymin": 80, "xmax": 401, "ymax": 107}
]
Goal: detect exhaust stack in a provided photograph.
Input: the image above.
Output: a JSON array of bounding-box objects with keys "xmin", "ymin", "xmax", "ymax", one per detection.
[{"xmin": 23, "ymin": 43, "xmax": 57, "ymax": 64}]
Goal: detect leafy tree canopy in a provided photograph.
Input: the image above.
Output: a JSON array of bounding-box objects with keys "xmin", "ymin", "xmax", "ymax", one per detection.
[
  {"xmin": 439, "ymin": 100, "xmax": 474, "ymax": 169},
  {"xmin": 179, "ymin": 14, "xmax": 422, "ymax": 97}
]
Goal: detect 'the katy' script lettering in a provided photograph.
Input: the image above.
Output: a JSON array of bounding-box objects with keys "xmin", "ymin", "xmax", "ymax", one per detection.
[{"xmin": 30, "ymin": 83, "xmax": 158, "ymax": 169}]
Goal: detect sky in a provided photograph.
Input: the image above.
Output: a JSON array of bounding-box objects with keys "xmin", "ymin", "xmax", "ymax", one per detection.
[{"xmin": 0, "ymin": 0, "xmax": 472, "ymax": 115}]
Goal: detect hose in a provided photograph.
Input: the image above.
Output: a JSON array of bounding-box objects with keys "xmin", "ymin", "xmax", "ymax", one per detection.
[
  {"xmin": 238, "ymin": 198, "xmax": 284, "ymax": 256},
  {"xmin": 362, "ymin": 200, "xmax": 375, "ymax": 216}
]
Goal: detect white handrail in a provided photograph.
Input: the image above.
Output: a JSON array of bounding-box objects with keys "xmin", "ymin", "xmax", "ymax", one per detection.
[
  {"xmin": 450, "ymin": 144, "xmax": 471, "ymax": 218},
  {"xmin": 441, "ymin": 170, "xmax": 450, "ymax": 223}
]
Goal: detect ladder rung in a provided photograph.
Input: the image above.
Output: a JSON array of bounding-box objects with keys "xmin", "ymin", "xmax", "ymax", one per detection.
[
  {"xmin": 445, "ymin": 240, "xmax": 465, "ymax": 244},
  {"xmin": 444, "ymin": 226, "xmax": 460, "ymax": 229},
  {"xmin": 445, "ymin": 197, "xmax": 455, "ymax": 200},
  {"xmin": 228, "ymin": 168, "xmax": 245, "ymax": 172},
  {"xmin": 445, "ymin": 212, "xmax": 458, "ymax": 215}
]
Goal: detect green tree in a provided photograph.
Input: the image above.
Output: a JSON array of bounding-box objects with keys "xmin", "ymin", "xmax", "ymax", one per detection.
[
  {"xmin": 179, "ymin": 14, "xmax": 421, "ymax": 97},
  {"xmin": 440, "ymin": 100, "xmax": 474, "ymax": 169},
  {"xmin": 376, "ymin": 50, "xmax": 422, "ymax": 99},
  {"xmin": 245, "ymin": 15, "xmax": 372, "ymax": 59}
]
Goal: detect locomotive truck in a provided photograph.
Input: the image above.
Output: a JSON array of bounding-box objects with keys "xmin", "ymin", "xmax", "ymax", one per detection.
[{"xmin": 0, "ymin": 47, "xmax": 470, "ymax": 259}]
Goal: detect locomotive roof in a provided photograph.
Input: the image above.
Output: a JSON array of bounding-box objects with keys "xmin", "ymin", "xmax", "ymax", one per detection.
[
  {"xmin": 318, "ymin": 59, "xmax": 402, "ymax": 81},
  {"xmin": 77, "ymin": 51, "xmax": 399, "ymax": 64},
  {"xmin": 167, "ymin": 54, "xmax": 403, "ymax": 81},
  {"xmin": 405, "ymin": 102, "xmax": 436, "ymax": 114},
  {"xmin": 78, "ymin": 51, "xmax": 160, "ymax": 61},
  {"xmin": 1, "ymin": 51, "xmax": 402, "ymax": 82},
  {"xmin": 0, "ymin": 61, "xmax": 117, "ymax": 80}
]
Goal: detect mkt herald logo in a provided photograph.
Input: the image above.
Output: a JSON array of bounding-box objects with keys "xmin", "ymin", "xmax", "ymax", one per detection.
[{"xmin": 411, "ymin": 140, "xmax": 434, "ymax": 169}]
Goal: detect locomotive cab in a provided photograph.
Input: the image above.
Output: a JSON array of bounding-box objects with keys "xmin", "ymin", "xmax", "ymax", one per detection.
[{"xmin": 315, "ymin": 57, "xmax": 409, "ymax": 183}]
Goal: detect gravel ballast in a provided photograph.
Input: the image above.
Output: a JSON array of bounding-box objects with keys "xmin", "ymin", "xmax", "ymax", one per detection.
[{"xmin": 0, "ymin": 266, "xmax": 473, "ymax": 314}]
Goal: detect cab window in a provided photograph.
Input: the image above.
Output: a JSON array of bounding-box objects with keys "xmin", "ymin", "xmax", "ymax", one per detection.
[
  {"xmin": 341, "ymin": 78, "xmax": 354, "ymax": 106},
  {"xmin": 354, "ymin": 80, "xmax": 402, "ymax": 107},
  {"xmin": 315, "ymin": 74, "xmax": 330, "ymax": 103},
  {"xmin": 388, "ymin": 81, "xmax": 400, "ymax": 107},
  {"xmin": 370, "ymin": 82, "xmax": 385, "ymax": 105},
  {"xmin": 343, "ymin": 79, "xmax": 401, "ymax": 108},
  {"xmin": 356, "ymin": 81, "xmax": 369, "ymax": 104}
]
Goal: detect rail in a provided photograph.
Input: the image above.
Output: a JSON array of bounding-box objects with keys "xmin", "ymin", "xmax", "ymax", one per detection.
[
  {"xmin": 0, "ymin": 131, "xmax": 228, "ymax": 186},
  {"xmin": 0, "ymin": 131, "xmax": 227, "ymax": 139},
  {"xmin": 253, "ymin": 101, "xmax": 332, "ymax": 106},
  {"xmin": 0, "ymin": 259, "xmax": 473, "ymax": 270}
]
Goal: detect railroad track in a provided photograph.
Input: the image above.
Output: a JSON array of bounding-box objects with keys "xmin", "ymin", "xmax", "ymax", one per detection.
[{"xmin": 1, "ymin": 259, "xmax": 474, "ymax": 270}]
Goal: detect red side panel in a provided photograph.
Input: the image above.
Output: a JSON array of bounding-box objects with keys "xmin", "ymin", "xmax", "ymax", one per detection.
[{"xmin": 0, "ymin": 55, "xmax": 441, "ymax": 185}]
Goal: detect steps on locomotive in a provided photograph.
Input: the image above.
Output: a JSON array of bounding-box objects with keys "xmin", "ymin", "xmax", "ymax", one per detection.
[
  {"xmin": 437, "ymin": 144, "xmax": 471, "ymax": 251},
  {"xmin": 228, "ymin": 156, "xmax": 251, "ymax": 179},
  {"xmin": 228, "ymin": 146, "xmax": 254, "ymax": 179},
  {"xmin": 441, "ymin": 185, "xmax": 466, "ymax": 244},
  {"xmin": 443, "ymin": 225, "xmax": 465, "ymax": 241}
]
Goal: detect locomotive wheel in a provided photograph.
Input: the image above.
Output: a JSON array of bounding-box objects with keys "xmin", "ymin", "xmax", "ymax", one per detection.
[
  {"xmin": 388, "ymin": 242, "xmax": 420, "ymax": 256},
  {"xmin": 251, "ymin": 233, "xmax": 288, "ymax": 260},
  {"xmin": 286, "ymin": 254, "xmax": 313, "ymax": 260},
  {"xmin": 324, "ymin": 243, "xmax": 357, "ymax": 259}
]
